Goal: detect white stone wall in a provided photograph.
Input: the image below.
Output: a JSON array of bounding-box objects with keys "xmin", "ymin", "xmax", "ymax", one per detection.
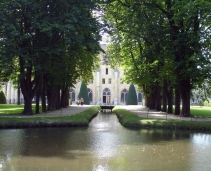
[
  {"xmin": 2, "ymin": 81, "xmax": 22, "ymax": 104},
  {"xmin": 72, "ymin": 44, "xmax": 141, "ymax": 105}
]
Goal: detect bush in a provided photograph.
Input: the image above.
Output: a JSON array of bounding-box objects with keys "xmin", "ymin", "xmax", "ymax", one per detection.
[
  {"xmin": 0, "ymin": 91, "xmax": 6, "ymax": 104},
  {"xmin": 126, "ymin": 84, "xmax": 137, "ymax": 105},
  {"xmin": 78, "ymin": 82, "xmax": 90, "ymax": 105}
]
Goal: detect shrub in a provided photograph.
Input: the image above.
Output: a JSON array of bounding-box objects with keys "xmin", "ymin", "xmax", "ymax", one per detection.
[
  {"xmin": 126, "ymin": 84, "xmax": 138, "ymax": 105},
  {"xmin": 0, "ymin": 91, "xmax": 6, "ymax": 104},
  {"xmin": 78, "ymin": 82, "xmax": 90, "ymax": 105}
]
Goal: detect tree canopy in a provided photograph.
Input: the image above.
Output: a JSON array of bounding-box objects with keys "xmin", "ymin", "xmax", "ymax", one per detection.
[
  {"xmin": 104, "ymin": 0, "xmax": 211, "ymax": 116},
  {"xmin": 0, "ymin": 0, "xmax": 102, "ymax": 114}
]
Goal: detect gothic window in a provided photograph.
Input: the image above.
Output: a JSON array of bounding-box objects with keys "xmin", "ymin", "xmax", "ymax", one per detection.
[
  {"xmin": 108, "ymin": 78, "xmax": 112, "ymax": 84},
  {"xmin": 106, "ymin": 68, "xmax": 108, "ymax": 75},
  {"xmin": 70, "ymin": 88, "xmax": 75, "ymax": 102},
  {"xmin": 138, "ymin": 91, "xmax": 143, "ymax": 102},
  {"xmin": 102, "ymin": 78, "xmax": 105, "ymax": 84},
  {"xmin": 120, "ymin": 89, "xmax": 128, "ymax": 103},
  {"xmin": 103, "ymin": 88, "xmax": 111, "ymax": 104},
  {"xmin": 88, "ymin": 88, "xmax": 93, "ymax": 102}
]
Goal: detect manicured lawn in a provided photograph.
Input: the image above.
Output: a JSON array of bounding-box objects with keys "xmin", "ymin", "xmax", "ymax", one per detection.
[
  {"xmin": 1, "ymin": 104, "xmax": 211, "ymax": 117},
  {"xmin": 171, "ymin": 106, "xmax": 211, "ymax": 118},
  {"xmin": 0, "ymin": 106, "xmax": 99, "ymax": 128},
  {"xmin": 190, "ymin": 106, "xmax": 211, "ymax": 117},
  {"xmin": 114, "ymin": 107, "xmax": 211, "ymax": 131},
  {"xmin": 0, "ymin": 104, "xmax": 43, "ymax": 115}
]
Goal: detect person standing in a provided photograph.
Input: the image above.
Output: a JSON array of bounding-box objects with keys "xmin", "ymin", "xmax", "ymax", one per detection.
[
  {"xmin": 77, "ymin": 98, "xmax": 80, "ymax": 106},
  {"xmin": 80, "ymin": 97, "xmax": 84, "ymax": 106}
]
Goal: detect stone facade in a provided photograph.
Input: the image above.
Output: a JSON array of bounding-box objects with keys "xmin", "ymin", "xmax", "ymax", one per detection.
[
  {"xmin": 2, "ymin": 81, "xmax": 24, "ymax": 104},
  {"xmin": 70, "ymin": 44, "xmax": 143, "ymax": 105}
]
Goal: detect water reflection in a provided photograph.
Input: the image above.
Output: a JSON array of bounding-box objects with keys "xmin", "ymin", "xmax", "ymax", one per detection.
[{"xmin": 0, "ymin": 113, "xmax": 211, "ymax": 171}]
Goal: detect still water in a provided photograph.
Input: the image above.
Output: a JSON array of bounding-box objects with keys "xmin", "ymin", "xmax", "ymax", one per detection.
[{"xmin": 0, "ymin": 113, "xmax": 211, "ymax": 171}]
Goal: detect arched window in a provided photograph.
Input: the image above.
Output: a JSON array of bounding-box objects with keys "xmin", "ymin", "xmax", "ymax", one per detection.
[
  {"xmin": 138, "ymin": 91, "xmax": 143, "ymax": 102},
  {"xmin": 103, "ymin": 88, "xmax": 111, "ymax": 104},
  {"xmin": 88, "ymin": 88, "xmax": 93, "ymax": 102},
  {"xmin": 69, "ymin": 88, "xmax": 75, "ymax": 102},
  {"xmin": 120, "ymin": 89, "xmax": 128, "ymax": 103}
]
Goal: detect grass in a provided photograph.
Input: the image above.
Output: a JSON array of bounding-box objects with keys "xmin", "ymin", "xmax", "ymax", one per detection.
[
  {"xmin": 170, "ymin": 106, "xmax": 211, "ymax": 118},
  {"xmin": 190, "ymin": 106, "xmax": 211, "ymax": 117},
  {"xmin": 113, "ymin": 106, "xmax": 211, "ymax": 131},
  {"xmin": 0, "ymin": 104, "xmax": 43, "ymax": 115},
  {"xmin": 0, "ymin": 106, "xmax": 100, "ymax": 128}
]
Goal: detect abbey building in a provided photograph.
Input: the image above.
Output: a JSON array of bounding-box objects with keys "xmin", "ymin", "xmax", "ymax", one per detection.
[
  {"xmin": 2, "ymin": 44, "xmax": 143, "ymax": 105},
  {"xmin": 70, "ymin": 44, "xmax": 143, "ymax": 105}
]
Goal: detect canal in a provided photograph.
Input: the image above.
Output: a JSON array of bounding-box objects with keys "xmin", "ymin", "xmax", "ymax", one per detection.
[{"xmin": 0, "ymin": 113, "xmax": 211, "ymax": 171}]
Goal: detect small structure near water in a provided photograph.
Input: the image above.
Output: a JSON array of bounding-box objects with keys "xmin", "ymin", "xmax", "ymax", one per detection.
[{"xmin": 100, "ymin": 105, "xmax": 115, "ymax": 112}]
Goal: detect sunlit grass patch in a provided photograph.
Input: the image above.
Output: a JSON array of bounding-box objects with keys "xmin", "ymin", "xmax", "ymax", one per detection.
[
  {"xmin": 0, "ymin": 104, "xmax": 43, "ymax": 115},
  {"xmin": 190, "ymin": 106, "xmax": 211, "ymax": 117},
  {"xmin": 0, "ymin": 106, "xmax": 100, "ymax": 128},
  {"xmin": 113, "ymin": 107, "xmax": 211, "ymax": 131}
]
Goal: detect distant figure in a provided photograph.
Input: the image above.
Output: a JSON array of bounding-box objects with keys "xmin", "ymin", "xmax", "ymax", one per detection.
[
  {"xmin": 77, "ymin": 98, "xmax": 80, "ymax": 106},
  {"xmin": 80, "ymin": 97, "xmax": 84, "ymax": 106}
]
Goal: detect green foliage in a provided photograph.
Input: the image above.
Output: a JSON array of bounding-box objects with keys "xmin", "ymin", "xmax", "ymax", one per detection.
[
  {"xmin": 0, "ymin": 0, "xmax": 102, "ymax": 114},
  {"xmin": 104, "ymin": 0, "xmax": 211, "ymax": 116},
  {"xmin": 126, "ymin": 85, "xmax": 137, "ymax": 105},
  {"xmin": 113, "ymin": 107, "xmax": 211, "ymax": 131},
  {"xmin": 0, "ymin": 91, "xmax": 6, "ymax": 104},
  {"xmin": 78, "ymin": 82, "xmax": 90, "ymax": 105},
  {"xmin": 0, "ymin": 106, "xmax": 99, "ymax": 128}
]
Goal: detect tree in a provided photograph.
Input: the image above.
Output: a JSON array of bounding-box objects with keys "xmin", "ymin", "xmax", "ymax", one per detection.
[
  {"xmin": 0, "ymin": 0, "xmax": 102, "ymax": 114},
  {"xmin": 78, "ymin": 82, "xmax": 90, "ymax": 105},
  {"xmin": 0, "ymin": 91, "xmax": 6, "ymax": 104},
  {"xmin": 126, "ymin": 85, "xmax": 137, "ymax": 105},
  {"xmin": 104, "ymin": 0, "xmax": 211, "ymax": 117}
]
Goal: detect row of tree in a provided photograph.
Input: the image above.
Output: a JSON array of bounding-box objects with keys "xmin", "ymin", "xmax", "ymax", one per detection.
[
  {"xmin": 0, "ymin": 0, "xmax": 102, "ymax": 115},
  {"xmin": 104, "ymin": 0, "xmax": 211, "ymax": 116}
]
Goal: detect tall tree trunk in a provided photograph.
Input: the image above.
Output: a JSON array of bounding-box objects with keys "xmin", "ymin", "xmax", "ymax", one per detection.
[
  {"xmin": 149, "ymin": 94, "xmax": 155, "ymax": 109},
  {"xmin": 174, "ymin": 88, "xmax": 180, "ymax": 115},
  {"xmin": 145, "ymin": 96, "xmax": 149, "ymax": 107},
  {"xmin": 20, "ymin": 76, "xmax": 34, "ymax": 115},
  {"xmin": 41, "ymin": 75, "xmax": 47, "ymax": 112},
  {"xmin": 22, "ymin": 96, "xmax": 33, "ymax": 115},
  {"xmin": 61, "ymin": 86, "xmax": 69, "ymax": 107},
  {"xmin": 19, "ymin": 57, "xmax": 42, "ymax": 115},
  {"xmin": 167, "ymin": 87, "xmax": 173, "ymax": 114},
  {"xmin": 55, "ymin": 88, "xmax": 61, "ymax": 109},
  {"xmin": 17, "ymin": 86, "xmax": 20, "ymax": 105},
  {"xmin": 35, "ymin": 85, "xmax": 41, "ymax": 114},
  {"xmin": 180, "ymin": 79, "xmax": 191, "ymax": 117},
  {"xmin": 155, "ymin": 84, "xmax": 161, "ymax": 111},
  {"xmin": 162, "ymin": 80, "xmax": 167, "ymax": 112},
  {"xmin": 143, "ymin": 86, "xmax": 149, "ymax": 107},
  {"xmin": 47, "ymin": 85, "xmax": 61, "ymax": 111}
]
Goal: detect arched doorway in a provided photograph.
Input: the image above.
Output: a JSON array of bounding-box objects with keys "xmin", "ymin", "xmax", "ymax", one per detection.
[
  {"xmin": 103, "ymin": 88, "xmax": 111, "ymax": 104},
  {"xmin": 138, "ymin": 90, "xmax": 143, "ymax": 103},
  {"xmin": 120, "ymin": 89, "xmax": 128, "ymax": 104},
  {"xmin": 138, "ymin": 90, "xmax": 143, "ymax": 104},
  {"xmin": 69, "ymin": 88, "xmax": 75, "ymax": 102},
  {"xmin": 88, "ymin": 88, "xmax": 93, "ymax": 103}
]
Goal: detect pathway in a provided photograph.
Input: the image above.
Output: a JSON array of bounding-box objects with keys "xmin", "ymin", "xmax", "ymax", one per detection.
[
  {"xmin": 119, "ymin": 105, "xmax": 211, "ymax": 122},
  {"xmin": 1, "ymin": 105, "xmax": 211, "ymax": 122},
  {"xmin": 0, "ymin": 105, "xmax": 91, "ymax": 118}
]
